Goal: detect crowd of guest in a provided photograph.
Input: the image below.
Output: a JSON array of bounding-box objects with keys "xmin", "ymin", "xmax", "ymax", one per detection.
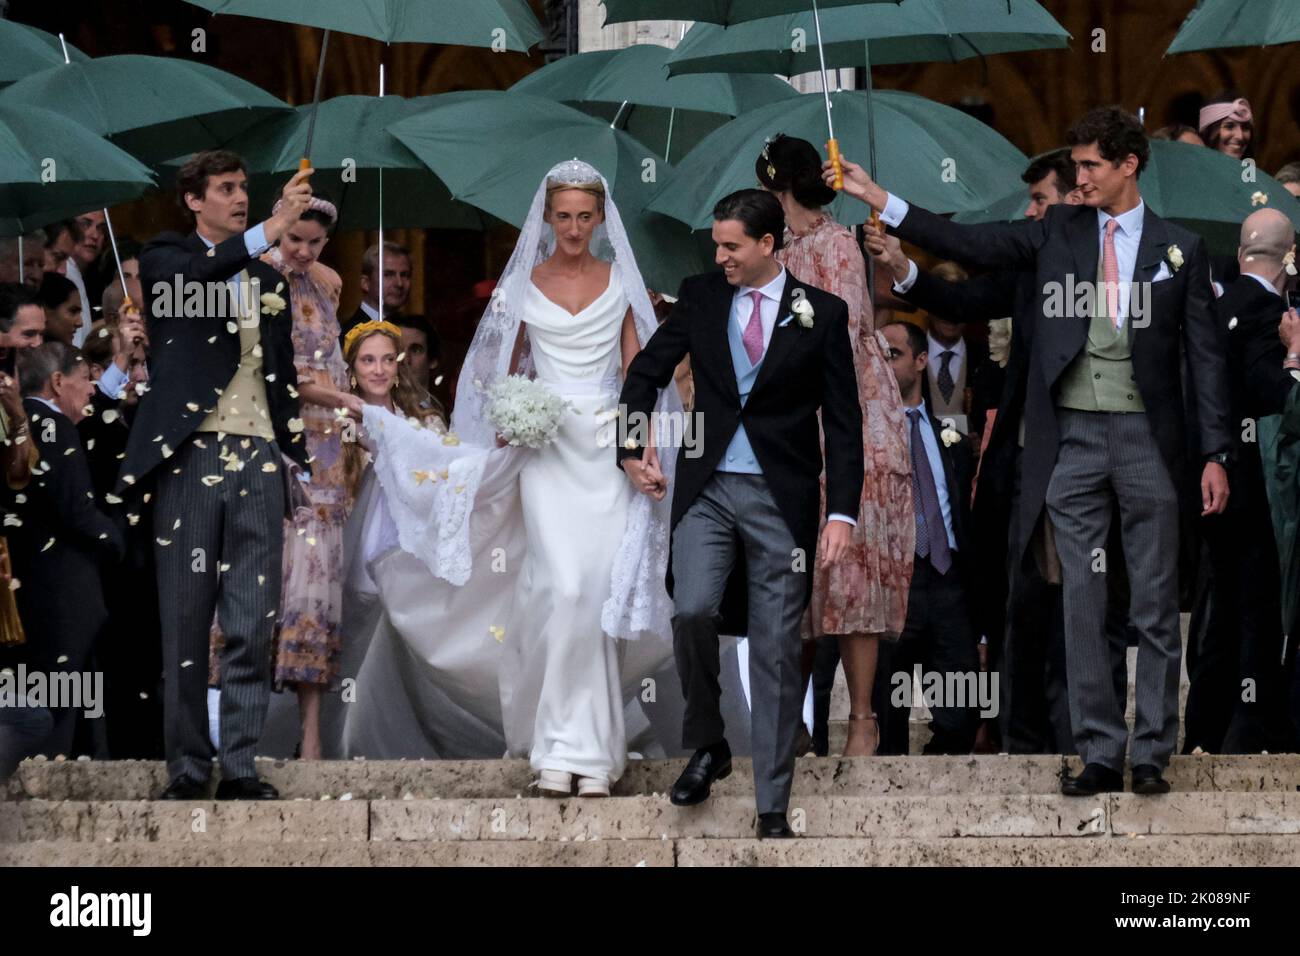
[{"xmin": 0, "ymin": 88, "xmax": 1299, "ymax": 801}]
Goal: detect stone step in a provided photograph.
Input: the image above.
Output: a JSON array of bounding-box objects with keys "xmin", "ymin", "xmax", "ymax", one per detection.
[
  {"xmin": 4, "ymin": 833, "xmax": 1297, "ymax": 867},
  {"xmin": 10, "ymin": 754, "xmax": 1298, "ymax": 802},
  {"xmin": 6, "ymin": 792, "xmax": 1300, "ymax": 843},
  {"xmin": 825, "ymin": 715, "xmax": 1186, "ymax": 755}
]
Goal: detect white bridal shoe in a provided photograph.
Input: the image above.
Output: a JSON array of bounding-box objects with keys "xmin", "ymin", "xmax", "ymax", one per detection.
[
  {"xmin": 537, "ymin": 770, "xmax": 572, "ymax": 796},
  {"xmin": 576, "ymin": 776, "xmax": 609, "ymax": 798}
]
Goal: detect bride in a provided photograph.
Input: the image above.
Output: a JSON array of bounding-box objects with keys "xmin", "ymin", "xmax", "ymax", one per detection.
[{"xmin": 346, "ymin": 160, "xmax": 681, "ymax": 795}]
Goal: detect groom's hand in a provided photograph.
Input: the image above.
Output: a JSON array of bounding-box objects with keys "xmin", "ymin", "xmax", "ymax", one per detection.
[
  {"xmin": 621, "ymin": 454, "xmax": 667, "ymax": 501},
  {"xmin": 818, "ymin": 520, "xmax": 853, "ymax": 570}
]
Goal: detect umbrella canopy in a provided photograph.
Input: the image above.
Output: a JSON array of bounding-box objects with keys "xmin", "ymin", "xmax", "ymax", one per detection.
[
  {"xmin": 511, "ymin": 44, "xmax": 799, "ymax": 116},
  {"xmin": 178, "ymin": 93, "xmax": 493, "ymax": 231},
  {"xmin": 645, "ymin": 89, "xmax": 1028, "ymax": 229},
  {"xmin": 0, "ymin": 55, "xmax": 290, "ymax": 165},
  {"xmin": 0, "ymin": 104, "xmax": 156, "ymax": 237},
  {"xmin": 1167, "ymin": 0, "xmax": 1300, "ymax": 54},
  {"xmin": 664, "ymin": 0, "xmax": 1070, "ymax": 75},
  {"xmin": 601, "ymin": 0, "xmax": 900, "ymax": 26},
  {"xmin": 955, "ymin": 139, "xmax": 1300, "ymax": 256},
  {"xmin": 0, "ymin": 19, "xmax": 89, "ymax": 86},
  {"xmin": 183, "ymin": 0, "xmax": 544, "ymax": 49},
  {"xmin": 388, "ymin": 91, "xmax": 712, "ymax": 291}
]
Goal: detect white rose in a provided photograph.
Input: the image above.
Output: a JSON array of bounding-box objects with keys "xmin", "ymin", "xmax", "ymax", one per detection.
[
  {"xmin": 940, "ymin": 427, "xmax": 961, "ymax": 448},
  {"xmin": 791, "ymin": 294, "xmax": 815, "ymax": 327},
  {"xmin": 1166, "ymin": 244, "xmax": 1184, "ymax": 272},
  {"xmin": 260, "ymin": 292, "xmax": 287, "ymax": 315},
  {"xmin": 1251, "ymin": 191, "xmax": 1268, "ymax": 207}
]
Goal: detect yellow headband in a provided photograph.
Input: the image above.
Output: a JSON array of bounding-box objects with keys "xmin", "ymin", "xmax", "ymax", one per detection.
[{"xmin": 343, "ymin": 319, "xmax": 404, "ymax": 359}]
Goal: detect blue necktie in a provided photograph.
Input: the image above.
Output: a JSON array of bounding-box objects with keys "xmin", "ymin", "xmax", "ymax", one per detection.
[{"xmin": 907, "ymin": 408, "xmax": 952, "ymax": 575}]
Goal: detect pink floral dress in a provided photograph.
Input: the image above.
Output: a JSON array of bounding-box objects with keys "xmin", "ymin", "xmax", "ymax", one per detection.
[
  {"xmin": 780, "ymin": 215, "xmax": 915, "ymax": 639},
  {"xmin": 272, "ymin": 258, "xmax": 352, "ymax": 686}
]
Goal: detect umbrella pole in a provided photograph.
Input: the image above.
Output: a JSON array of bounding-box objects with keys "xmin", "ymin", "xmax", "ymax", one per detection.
[
  {"xmin": 863, "ymin": 40, "xmax": 879, "ymax": 307},
  {"xmin": 58, "ymin": 33, "xmax": 70, "ymax": 64},
  {"xmin": 103, "ymin": 208, "xmax": 129, "ymax": 306},
  {"xmin": 610, "ymin": 100, "xmax": 629, "ymax": 129},
  {"xmin": 378, "ymin": 63, "xmax": 385, "ymax": 323},
  {"xmin": 665, "ymin": 107, "xmax": 676, "ymax": 163},
  {"xmin": 812, "ymin": 0, "xmax": 842, "ymax": 190},
  {"xmin": 16, "ymin": 237, "xmax": 22, "ymax": 286},
  {"xmin": 301, "ymin": 29, "xmax": 332, "ymax": 169}
]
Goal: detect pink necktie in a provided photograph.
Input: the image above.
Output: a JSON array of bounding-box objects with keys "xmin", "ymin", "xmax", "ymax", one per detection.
[
  {"xmin": 743, "ymin": 290, "xmax": 765, "ymax": 364},
  {"xmin": 1103, "ymin": 218, "xmax": 1120, "ymax": 328}
]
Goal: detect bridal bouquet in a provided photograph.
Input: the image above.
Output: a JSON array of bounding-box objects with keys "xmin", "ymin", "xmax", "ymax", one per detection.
[{"xmin": 486, "ymin": 375, "xmax": 570, "ymax": 449}]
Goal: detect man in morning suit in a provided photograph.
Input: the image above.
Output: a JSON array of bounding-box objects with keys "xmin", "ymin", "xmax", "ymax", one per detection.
[
  {"xmin": 832, "ymin": 106, "xmax": 1231, "ymax": 795},
  {"xmin": 120, "ymin": 151, "xmax": 312, "ymax": 800}
]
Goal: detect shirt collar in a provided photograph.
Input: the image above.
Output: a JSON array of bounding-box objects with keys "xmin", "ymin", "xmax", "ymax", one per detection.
[
  {"xmin": 359, "ymin": 301, "xmax": 380, "ymax": 322},
  {"xmin": 28, "ymin": 396, "xmax": 61, "ymax": 417},
  {"xmin": 928, "ymin": 333, "xmax": 965, "ymax": 358},
  {"xmin": 737, "ymin": 265, "xmax": 787, "ymax": 303},
  {"xmin": 904, "ymin": 401, "xmax": 930, "ymax": 423},
  {"xmin": 1242, "ymin": 272, "xmax": 1280, "ymax": 296},
  {"xmin": 1098, "ymin": 199, "xmax": 1145, "ymax": 237}
]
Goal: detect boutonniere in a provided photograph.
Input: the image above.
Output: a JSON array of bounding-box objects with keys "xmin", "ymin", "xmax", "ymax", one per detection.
[
  {"xmin": 791, "ymin": 292, "xmax": 815, "ymax": 328},
  {"xmin": 260, "ymin": 282, "xmax": 287, "ymax": 316},
  {"xmin": 1165, "ymin": 244, "xmax": 1184, "ymax": 273},
  {"xmin": 1251, "ymin": 191, "xmax": 1269, "ymax": 207},
  {"xmin": 940, "ymin": 419, "xmax": 961, "ymax": 448}
]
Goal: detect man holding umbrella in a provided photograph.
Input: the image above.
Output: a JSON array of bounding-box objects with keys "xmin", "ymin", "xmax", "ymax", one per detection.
[
  {"xmin": 833, "ymin": 106, "xmax": 1232, "ymax": 796},
  {"xmin": 119, "ymin": 152, "xmax": 313, "ymax": 800}
]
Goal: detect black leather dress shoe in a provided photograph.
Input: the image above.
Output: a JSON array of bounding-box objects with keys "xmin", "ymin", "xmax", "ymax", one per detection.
[
  {"xmin": 1131, "ymin": 764, "xmax": 1171, "ymax": 795},
  {"xmin": 1061, "ymin": 762, "xmax": 1123, "ymax": 796},
  {"xmin": 757, "ymin": 812, "xmax": 793, "ymax": 839},
  {"xmin": 669, "ymin": 741, "xmax": 731, "ymax": 806},
  {"xmin": 159, "ymin": 777, "xmax": 208, "ymax": 800},
  {"xmin": 215, "ymin": 777, "xmax": 280, "ymax": 800}
]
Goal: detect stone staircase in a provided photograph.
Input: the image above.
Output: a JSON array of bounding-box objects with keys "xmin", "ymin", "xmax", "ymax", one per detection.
[{"xmin": 4, "ymin": 752, "xmax": 1299, "ymax": 866}]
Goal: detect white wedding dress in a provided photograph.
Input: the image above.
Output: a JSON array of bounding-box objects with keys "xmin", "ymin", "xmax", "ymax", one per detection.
[
  {"xmin": 498, "ymin": 275, "xmax": 634, "ymax": 779},
  {"xmin": 343, "ymin": 159, "xmax": 685, "ymax": 777}
]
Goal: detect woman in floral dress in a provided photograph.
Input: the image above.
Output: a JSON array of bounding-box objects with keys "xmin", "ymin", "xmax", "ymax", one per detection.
[{"xmin": 759, "ymin": 135, "xmax": 914, "ymax": 756}]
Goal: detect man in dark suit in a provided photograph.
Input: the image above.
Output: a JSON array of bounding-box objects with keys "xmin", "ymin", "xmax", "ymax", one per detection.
[
  {"xmin": 865, "ymin": 150, "xmax": 1135, "ymax": 756},
  {"xmin": 834, "ymin": 106, "xmax": 1231, "ymax": 795},
  {"xmin": 1184, "ymin": 208, "xmax": 1298, "ymax": 754},
  {"xmin": 120, "ymin": 150, "xmax": 311, "ymax": 800},
  {"xmin": 873, "ymin": 320, "xmax": 981, "ymax": 754},
  {"xmin": 618, "ymin": 190, "xmax": 862, "ymax": 838},
  {"xmin": 338, "ymin": 240, "xmax": 412, "ymax": 342},
  {"xmin": 11, "ymin": 342, "xmax": 124, "ymax": 757}
]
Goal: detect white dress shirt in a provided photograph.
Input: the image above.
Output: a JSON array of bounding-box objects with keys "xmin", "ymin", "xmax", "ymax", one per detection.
[
  {"xmin": 359, "ymin": 300, "xmax": 380, "ymax": 322},
  {"xmin": 731, "ymin": 266, "xmax": 855, "ymax": 528},
  {"xmin": 66, "ymin": 257, "xmax": 93, "ymax": 348},
  {"xmin": 1242, "ymin": 272, "xmax": 1279, "ymax": 296},
  {"xmin": 198, "ymin": 223, "xmax": 271, "ymax": 307},
  {"xmin": 1096, "ymin": 200, "xmax": 1145, "ymax": 328},
  {"xmin": 927, "ymin": 333, "xmax": 965, "ymax": 388},
  {"xmin": 903, "ymin": 401, "xmax": 957, "ymax": 551}
]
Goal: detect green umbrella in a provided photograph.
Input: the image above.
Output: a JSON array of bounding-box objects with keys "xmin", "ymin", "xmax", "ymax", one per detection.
[
  {"xmin": 0, "ymin": 19, "xmax": 88, "ymax": 85},
  {"xmin": 177, "ymin": 93, "xmax": 492, "ymax": 231},
  {"xmin": 511, "ymin": 44, "xmax": 798, "ymax": 162},
  {"xmin": 183, "ymin": 0, "xmax": 543, "ymax": 165},
  {"xmin": 0, "ymin": 104, "xmax": 156, "ymax": 238},
  {"xmin": 955, "ymin": 140, "xmax": 1300, "ymax": 256},
  {"xmin": 601, "ymin": 0, "xmax": 899, "ymax": 25},
  {"xmin": 664, "ymin": 0, "xmax": 1070, "ymax": 75},
  {"xmin": 511, "ymin": 44, "xmax": 798, "ymax": 115},
  {"xmin": 1167, "ymin": 0, "xmax": 1300, "ymax": 54},
  {"xmin": 388, "ymin": 91, "xmax": 711, "ymax": 291},
  {"xmin": 184, "ymin": 0, "xmax": 543, "ymax": 47},
  {"xmin": 645, "ymin": 89, "xmax": 1028, "ymax": 230},
  {"xmin": 0, "ymin": 55, "xmax": 290, "ymax": 165}
]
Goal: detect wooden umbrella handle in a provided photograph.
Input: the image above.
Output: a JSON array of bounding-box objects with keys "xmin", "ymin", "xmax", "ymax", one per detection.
[
  {"xmin": 826, "ymin": 138, "xmax": 844, "ymax": 191},
  {"xmin": 298, "ymin": 157, "xmax": 313, "ymax": 173}
]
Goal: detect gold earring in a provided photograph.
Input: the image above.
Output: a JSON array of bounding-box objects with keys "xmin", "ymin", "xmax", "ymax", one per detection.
[{"xmin": 349, "ymin": 374, "xmax": 356, "ymax": 389}]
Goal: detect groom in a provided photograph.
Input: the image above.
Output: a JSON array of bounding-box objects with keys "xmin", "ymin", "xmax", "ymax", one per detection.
[{"xmin": 618, "ymin": 190, "xmax": 862, "ymax": 838}]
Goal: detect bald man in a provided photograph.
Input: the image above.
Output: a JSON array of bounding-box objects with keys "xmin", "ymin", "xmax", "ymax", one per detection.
[{"xmin": 1184, "ymin": 207, "xmax": 1300, "ymax": 754}]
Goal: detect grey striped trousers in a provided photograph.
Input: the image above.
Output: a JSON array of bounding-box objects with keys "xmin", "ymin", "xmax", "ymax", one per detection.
[
  {"xmin": 1046, "ymin": 409, "xmax": 1181, "ymax": 771},
  {"xmin": 154, "ymin": 434, "xmax": 285, "ymax": 782}
]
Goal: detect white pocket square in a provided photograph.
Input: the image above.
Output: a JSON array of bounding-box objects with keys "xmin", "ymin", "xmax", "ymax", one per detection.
[
  {"xmin": 778, "ymin": 314, "xmax": 794, "ymax": 327},
  {"xmin": 1152, "ymin": 262, "xmax": 1173, "ymax": 282}
]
